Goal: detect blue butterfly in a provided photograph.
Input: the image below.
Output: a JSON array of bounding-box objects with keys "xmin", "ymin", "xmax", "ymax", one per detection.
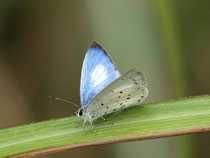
[
  {"xmin": 51, "ymin": 41, "xmax": 148, "ymax": 134},
  {"xmin": 75, "ymin": 41, "xmax": 148, "ymax": 134}
]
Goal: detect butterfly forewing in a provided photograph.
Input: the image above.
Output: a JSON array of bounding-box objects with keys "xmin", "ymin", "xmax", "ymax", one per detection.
[
  {"xmin": 80, "ymin": 42, "xmax": 120, "ymax": 109},
  {"xmin": 86, "ymin": 68, "xmax": 148, "ymax": 120}
]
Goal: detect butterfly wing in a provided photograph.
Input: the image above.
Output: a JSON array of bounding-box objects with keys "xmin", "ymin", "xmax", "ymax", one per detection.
[
  {"xmin": 80, "ymin": 41, "xmax": 120, "ymax": 109},
  {"xmin": 85, "ymin": 68, "xmax": 148, "ymax": 120}
]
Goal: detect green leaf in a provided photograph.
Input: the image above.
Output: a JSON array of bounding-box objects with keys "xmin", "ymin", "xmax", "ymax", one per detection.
[{"xmin": 1, "ymin": 95, "xmax": 210, "ymax": 157}]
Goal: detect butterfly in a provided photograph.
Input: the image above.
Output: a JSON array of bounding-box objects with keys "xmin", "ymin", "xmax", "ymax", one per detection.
[
  {"xmin": 76, "ymin": 41, "xmax": 148, "ymax": 134},
  {"xmin": 51, "ymin": 41, "xmax": 148, "ymax": 134}
]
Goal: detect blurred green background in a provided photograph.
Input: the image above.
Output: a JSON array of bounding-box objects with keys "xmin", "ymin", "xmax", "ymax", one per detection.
[{"xmin": 0, "ymin": 0, "xmax": 209, "ymax": 158}]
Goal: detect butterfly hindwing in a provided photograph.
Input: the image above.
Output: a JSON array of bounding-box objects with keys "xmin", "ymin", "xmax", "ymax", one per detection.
[
  {"xmin": 80, "ymin": 41, "xmax": 120, "ymax": 109},
  {"xmin": 86, "ymin": 68, "xmax": 148, "ymax": 120}
]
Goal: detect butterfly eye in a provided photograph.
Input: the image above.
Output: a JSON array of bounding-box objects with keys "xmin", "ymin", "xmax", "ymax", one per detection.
[{"xmin": 79, "ymin": 109, "xmax": 83, "ymax": 116}]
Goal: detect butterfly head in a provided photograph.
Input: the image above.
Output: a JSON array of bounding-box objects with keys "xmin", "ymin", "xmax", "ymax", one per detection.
[
  {"xmin": 75, "ymin": 108, "xmax": 93, "ymax": 122},
  {"xmin": 75, "ymin": 108, "xmax": 84, "ymax": 117}
]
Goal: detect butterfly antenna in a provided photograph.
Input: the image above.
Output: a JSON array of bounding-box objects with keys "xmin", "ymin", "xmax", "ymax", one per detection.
[{"xmin": 49, "ymin": 96, "xmax": 79, "ymax": 108}]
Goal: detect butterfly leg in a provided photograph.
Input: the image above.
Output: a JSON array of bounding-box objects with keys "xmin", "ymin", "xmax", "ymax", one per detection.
[
  {"xmin": 76, "ymin": 117, "xmax": 81, "ymax": 128},
  {"xmin": 82, "ymin": 120, "xmax": 86, "ymax": 134},
  {"xmin": 90, "ymin": 121, "xmax": 97, "ymax": 135},
  {"xmin": 101, "ymin": 116, "xmax": 113, "ymax": 125}
]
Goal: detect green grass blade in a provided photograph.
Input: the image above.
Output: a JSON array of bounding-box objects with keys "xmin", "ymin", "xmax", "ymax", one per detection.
[{"xmin": 1, "ymin": 95, "xmax": 210, "ymax": 157}]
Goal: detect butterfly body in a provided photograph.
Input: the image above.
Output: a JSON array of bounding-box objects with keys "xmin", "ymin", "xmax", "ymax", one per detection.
[{"xmin": 76, "ymin": 41, "xmax": 148, "ymax": 134}]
